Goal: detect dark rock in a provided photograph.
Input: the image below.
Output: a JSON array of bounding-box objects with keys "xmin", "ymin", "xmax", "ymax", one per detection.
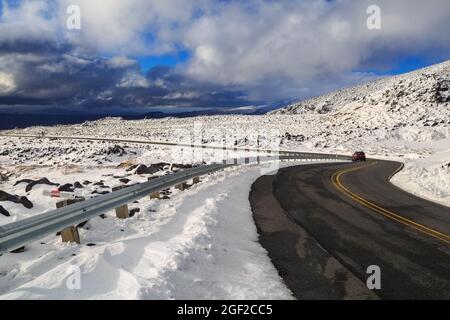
[
  {"xmin": 0, "ymin": 190, "xmax": 33, "ymax": 209},
  {"xmin": 434, "ymin": 79, "xmax": 450, "ymax": 103},
  {"xmin": 135, "ymin": 164, "xmax": 160, "ymax": 175},
  {"xmin": 10, "ymin": 246, "xmax": 26, "ymax": 253},
  {"xmin": 129, "ymin": 208, "xmax": 140, "ymax": 217},
  {"xmin": 161, "ymin": 189, "xmax": 172, "ymax": 196},
  {"xmin": 0, "ymin": 205, "xmax": 10, "ymax": 217},
  {"xmin": 0, "ymin": 173, "xmax": 8, "ymax": 182},
  {"xmin": 82, "ymin": 180, "xmax": 92, "ymax": 185},
  {"xmin": 13, "ymin": 179, "xmax": 34, "ymax": 186},
  {"xmin": 19, "ymin": 196, "xmax": 33, "ymax": 209},
  {"xmin": 155, "ymin": 162, "xmax": 170, "ymax": 169},
  {"xmin": 24, "ymin": 178, "xmax": 59, "ymax": 192},
  {"xmin": 77, "ymin": 221, "xmax": 89, "ymax": 229},
  {"xmin": 58, "ymin": 184, "xmax": 75, "ymax": 192},
  {"xmin": 119, "ymin": 178, "xmax": 131, "ymax": 184},
  {"xmin": 171, "ymin": 163, "xmax": 193, "ymax": 171},
  {"xmin": 74, "ymin": 181, "xmax": 83, "ymax": 189},
  {"xmin": 92, "ymin": 190, "xmax": 110, "ymax": 195},
  {"xmin": 127, "ymin": 163, "xmax": 169, "ymax": 175},
  {"xmin": 282, "ymin": 132, "xmax": 305, "ymax": 143},
  {"xmin": 86, "ymin": 243, "xmax": 96, "ymax": 247},
  {"xmin": 125, "ymin": 164, "xmax": 139, "ymax": 172},
  {"xmin": 107, "ymin": 145, "xmax": 127, "ymax": 156}
]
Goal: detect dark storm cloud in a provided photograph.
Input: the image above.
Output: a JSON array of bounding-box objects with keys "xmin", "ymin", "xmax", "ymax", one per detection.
[
  {"xmin": 0, "ymin": 39, "xmax": 72, "ymax": 55},
  {"xmin": 0, "ymin": 39, "xmax": 253, "ymax": 110},
  {"xmin": 144, "ymin": 66, "xmax": 252, "ymax": 108},
  {"xmin": 2, "ymin": 0, "xmax": 450, "ymax": 111}
]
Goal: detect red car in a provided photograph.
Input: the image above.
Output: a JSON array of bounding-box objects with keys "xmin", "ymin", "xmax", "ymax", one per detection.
[{"xmin": 352, "ymin": 151, "xmax": 366, "ymax": 162}]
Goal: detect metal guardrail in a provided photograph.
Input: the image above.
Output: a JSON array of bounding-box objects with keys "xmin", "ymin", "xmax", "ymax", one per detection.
[
  {"xmin": 0, "ymin": 152, "xmax": 351, "ymax": 254},
  {"xmin": 0, "ymin": 133, "xmax": 350, "ymax": 160}
]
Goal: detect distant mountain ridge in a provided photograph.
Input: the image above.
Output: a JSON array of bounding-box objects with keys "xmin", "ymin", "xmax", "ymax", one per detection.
[{"xmin": 0, "ymin": 99, "xmax": 291, "ymax": 130}]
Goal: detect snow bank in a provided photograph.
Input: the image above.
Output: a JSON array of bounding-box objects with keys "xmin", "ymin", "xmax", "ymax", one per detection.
[
  {"xmin": 0, "ymin": 164, "xmax": 297, "ymax": 300},
  {"xmin": 391, "ymin": 149, "xmax": 450, "ymax": 208}
]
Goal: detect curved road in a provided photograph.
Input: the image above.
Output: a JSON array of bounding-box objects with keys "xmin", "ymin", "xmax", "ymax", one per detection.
[{"xmin": 250, "ymin": 160, "xmax": 450, "ymax": 300}]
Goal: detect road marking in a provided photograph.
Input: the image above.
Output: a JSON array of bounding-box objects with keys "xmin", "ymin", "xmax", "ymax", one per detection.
[
  {"xmin": 331, "ymin": 162, "xmax": 450, "ymax": 245},
  {"xmin": 388, "ymin": 162, "xmax": 405, "ymax": 181}
]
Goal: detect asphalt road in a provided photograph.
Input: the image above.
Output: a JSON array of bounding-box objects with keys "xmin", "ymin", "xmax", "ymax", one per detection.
[{"xmin": 250, "ymin": 160, "xmax": 450, "ymax": 300}]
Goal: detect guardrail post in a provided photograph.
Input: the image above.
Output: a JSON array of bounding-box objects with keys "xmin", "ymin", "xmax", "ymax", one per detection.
[
  {"xmin": 56, "ymin": 198, "xmax": 85, "ymax": 244},
  {"xmin": 115, "ymin": 204, "xmax": 129, "ymax": 219},
  {"xmin": 61, "ymin": 226, "xmax": 81, "ymax": 244},
  {"xmin": 150, "ymin": 191, "xmax": 160, "ymax": 200},
  {"xmin": 175, "ymin": 182, "xmax": 188, "ymax": 191},
  {"xmin": 112, "ymin": 186, "xmax": 130, "ymax": 219}
]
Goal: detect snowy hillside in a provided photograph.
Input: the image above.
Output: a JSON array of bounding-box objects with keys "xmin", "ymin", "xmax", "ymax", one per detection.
[{"xmin": 273, "ymin": 60, "xmax": 450, "ymax": 115}]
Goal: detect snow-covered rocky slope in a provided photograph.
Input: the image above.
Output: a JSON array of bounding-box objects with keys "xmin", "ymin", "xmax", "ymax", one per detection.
[{"xmin": 273, "ymin": 60, "xmax": 450, "ymax": 115}]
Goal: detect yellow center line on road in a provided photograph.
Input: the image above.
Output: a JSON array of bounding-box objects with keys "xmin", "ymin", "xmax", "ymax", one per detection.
[{"xmin": 331, "ymin": 161, "xmax": 450, "ymax": 245}]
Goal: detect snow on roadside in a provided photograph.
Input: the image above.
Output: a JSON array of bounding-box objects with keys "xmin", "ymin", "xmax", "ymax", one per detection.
[
  {"xmin": 0, "ymin": 163, "xmax": 301, "ymax": 300},
  {"xmin": 391, "ymin": 149, "xmax": 450, "ymax": 208}
]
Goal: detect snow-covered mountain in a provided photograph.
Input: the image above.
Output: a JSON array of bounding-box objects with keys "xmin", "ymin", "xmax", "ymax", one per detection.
[{"xmin": 273, "ymin": 60, "xmax": 450, "ymax": 116}]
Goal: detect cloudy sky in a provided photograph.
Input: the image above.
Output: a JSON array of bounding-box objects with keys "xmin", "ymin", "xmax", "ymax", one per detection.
[{"xmin": 0, "ymin": 0, "xmax": 450, "ymax": 114}]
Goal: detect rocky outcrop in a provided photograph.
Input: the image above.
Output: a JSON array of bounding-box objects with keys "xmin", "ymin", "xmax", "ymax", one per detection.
[
  {"xmin": 0, "ymin": 173, "xmax": 9, "ymax": 182},
  {"xmin": 95, "ymin": 145, "xmax": 127, "ymax": 157},
  {"xmin": 0, "ymin": 205, "xmax": 10, "ymax": 217},
  {"xmin": 58, "ymin": 184, "xmax": 75, "ymax": 192},
  {"xmin": 14, "ymin": 178, "xmax": 59, "ymax": 192},
  {"xmin": 74, "ymin": 181, "xmax": 84, "ymax": 189},
  {"xmin": 273, "ymin": 61, "xmax": 450, "ymax": 115},
  {"xmin": 434, "ymin": 79, "xmax": 450, "ymax": 103},
  {"xmin": 0, "ymin": 190, "xmax": 33, "ymax": 209},
  {"xmin": 170, "ymin": 163, "xmax": 194, "ymax": 171},
  {"xmin": 127, "ymin": 163, "xmax": 170, "ymax": 175}
]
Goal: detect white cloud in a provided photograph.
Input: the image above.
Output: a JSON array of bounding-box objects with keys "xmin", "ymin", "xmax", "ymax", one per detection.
[
  {"xmin": 1, "ymin": 0, "xmax": 450, "ymax": 103},
  {"xmin": 60, "ymin": 0, "xmax": 202, "ymax": 55},
  {"xmin": 107, "ymin": 56, "xmax": 137, "ymax": 69},
  {"xmin": 117, "ymin": 72, "xmax": 150, "ymax": 88},
  {"xmin": 0, "ymin": 0, "xmax": 59, "ymax": 42},
  {"xmin": 0, "ymin": 72, "xmax": 16, "ymax": 95},
  {"xmin": 178, "ymin": 0, "xmax": 450, "ymax": 99}
]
